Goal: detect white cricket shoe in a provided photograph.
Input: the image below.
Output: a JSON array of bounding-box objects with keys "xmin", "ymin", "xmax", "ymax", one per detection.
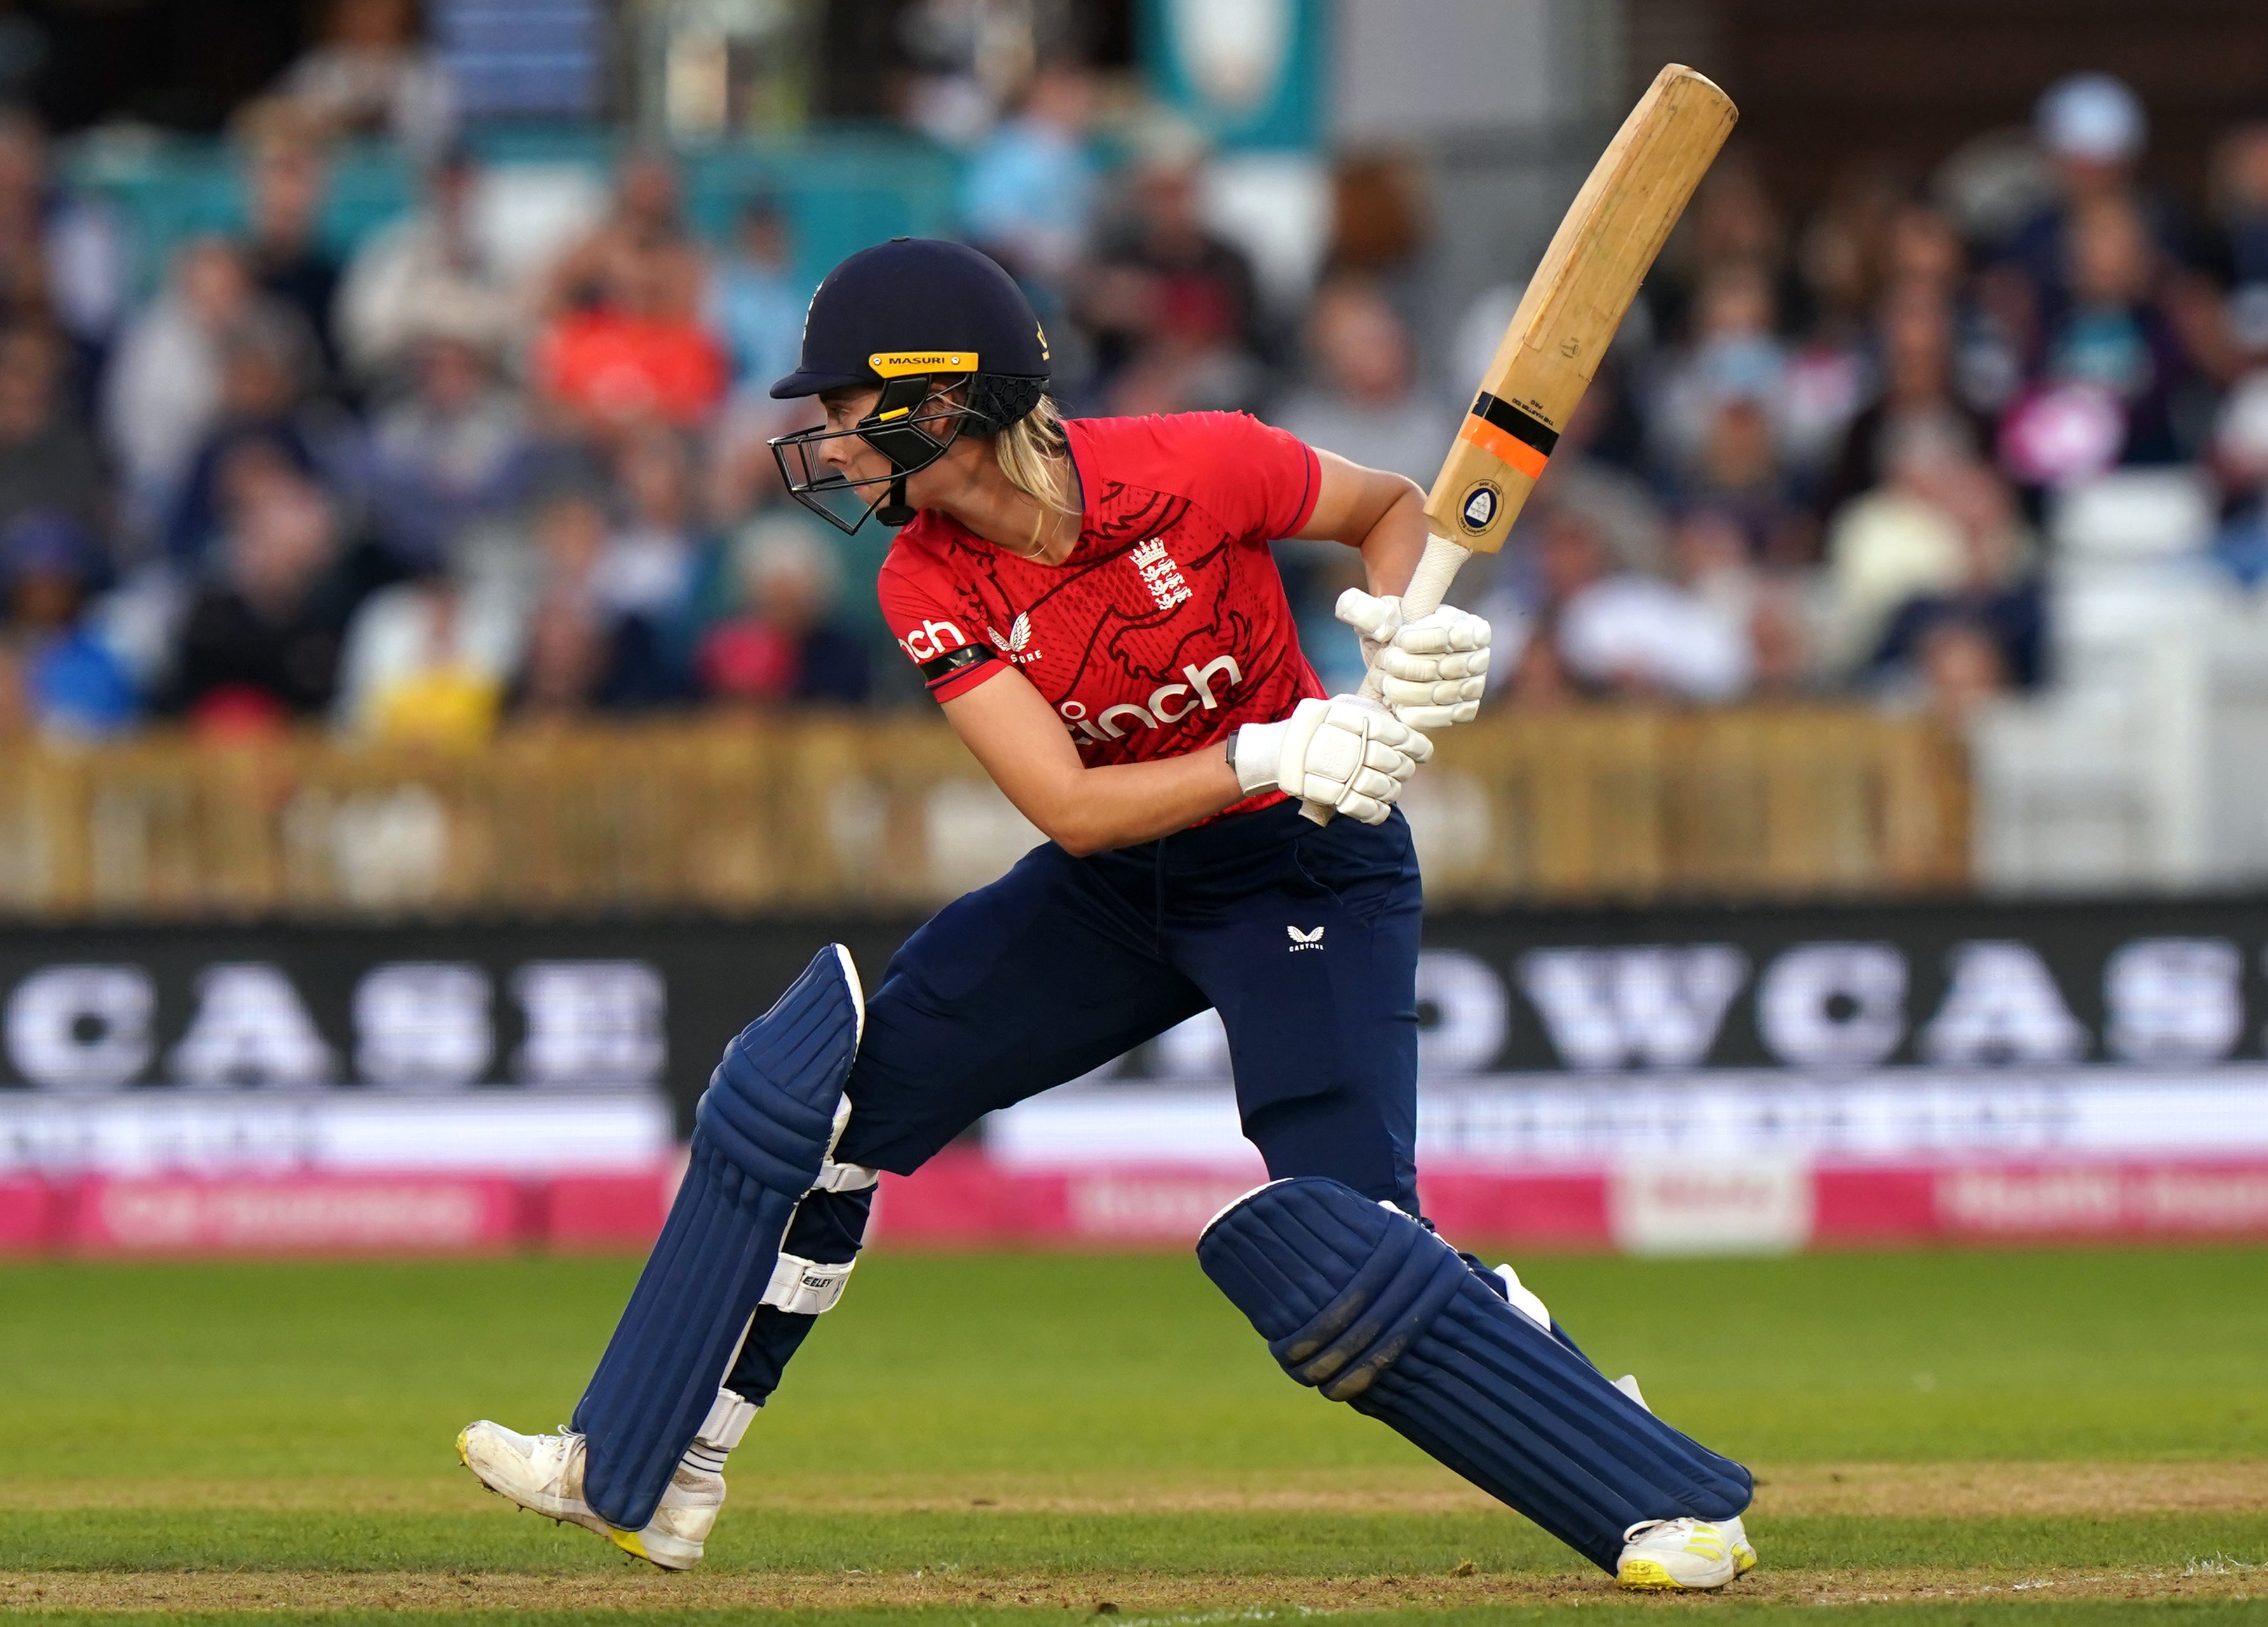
[
  {"xmin": 1614, "ymin": 1514, "xmax": 1758, "ymax": 1590},
  {"xmin": 1725, "ymin": 1513, "xmax": 1758, "ymax": 1576},
  {"xmin": 456, "ymin": 1420, "xmax": 723, "ymax": 1571}
]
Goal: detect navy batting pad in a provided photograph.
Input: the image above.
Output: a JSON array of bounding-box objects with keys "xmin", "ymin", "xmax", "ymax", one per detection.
[
  {"xmin": 574, "ymin": 945, "xmax": 862, "ymax": 1530},
  {"xmin": 1198, "ymin": 1178, "xmax": 1750, "ymax": 1572}
]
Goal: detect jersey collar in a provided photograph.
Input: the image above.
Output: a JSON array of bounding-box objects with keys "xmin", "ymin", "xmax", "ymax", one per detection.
[{"xmin": 1063, "ymin": 416, "xmax": 1099, "ymax": 540}]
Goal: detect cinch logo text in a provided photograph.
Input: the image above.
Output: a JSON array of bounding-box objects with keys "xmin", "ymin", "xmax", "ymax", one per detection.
[
  {"xmin": 1058, "ymin": 655, "xmax": 1242, "ymax": 743},
  {"xmin": 898, "ymin": 619, "xmax": 968, "ymax": 663}
]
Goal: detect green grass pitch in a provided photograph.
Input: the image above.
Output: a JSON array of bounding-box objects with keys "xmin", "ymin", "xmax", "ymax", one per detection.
[{"xmin": 1, "ymin": 1244, "xmax": 2264, "ymax": 1626}]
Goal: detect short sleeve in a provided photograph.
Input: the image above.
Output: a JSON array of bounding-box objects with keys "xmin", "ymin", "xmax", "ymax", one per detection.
[
  {"xmin": 1171, "ymin": 411, "xmax": 1322, "ymax": 543},
  {"xmin": 877, "ymin": 555, "xmax": 1003, "ymax": 703}
]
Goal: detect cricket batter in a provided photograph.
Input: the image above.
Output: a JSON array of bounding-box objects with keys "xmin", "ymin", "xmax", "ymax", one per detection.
[{"xmin": 459, "ymin": 239, "xmax": 1757, "ymax": 1591}]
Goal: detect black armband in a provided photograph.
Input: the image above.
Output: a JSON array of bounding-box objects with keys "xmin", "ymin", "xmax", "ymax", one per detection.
[{"xmin": 918, "ymin": 644, "xmax": 998, "ymax": 689}]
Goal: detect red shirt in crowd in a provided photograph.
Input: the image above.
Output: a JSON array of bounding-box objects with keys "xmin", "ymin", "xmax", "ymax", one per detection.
[
  {"xmin": 876, "ymin": 412, "xmax": 1328, "ymax": 815},
  {"xmin": 536, "ymin": 310, "xmax": 729, "ymax": 428}
]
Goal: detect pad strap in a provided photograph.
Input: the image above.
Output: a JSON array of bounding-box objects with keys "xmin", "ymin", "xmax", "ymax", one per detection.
[
  {"xmin": 761, "ymin": 1251, "xmax": 855, "ymax": 1315},
  {"xmin": 696, "ymin": 1389, "xmax": 757, "ymax": 1450},
  {"xmin": 814, "ymin": 1097, "xmax": 879, "ymax": 1192},
  {"xmin": 813, "ymin": 1159, "xmax": 879, "ymax": 1192}
]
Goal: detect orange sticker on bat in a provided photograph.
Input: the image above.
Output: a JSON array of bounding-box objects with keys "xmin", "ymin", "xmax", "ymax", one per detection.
[{"xmin": 1460, "ymin": 390, "xmax": 1558, "ymax": 482}]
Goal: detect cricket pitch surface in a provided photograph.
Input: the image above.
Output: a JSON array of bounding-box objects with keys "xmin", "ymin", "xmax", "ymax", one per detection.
[{"xmin": 4, "ymin": 1247, "xmax": 2263, "ymax": 1626}]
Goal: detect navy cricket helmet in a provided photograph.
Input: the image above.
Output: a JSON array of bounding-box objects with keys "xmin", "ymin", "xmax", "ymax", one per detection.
[{"xmin": 768, "ymin": 238, "xmax": 1052, "ymax": 533}]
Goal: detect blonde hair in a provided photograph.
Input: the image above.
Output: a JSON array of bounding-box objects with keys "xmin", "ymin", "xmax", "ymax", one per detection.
[{"xmin": 994, "ymin": 394, "xmax": 1076, "ymax": 549}]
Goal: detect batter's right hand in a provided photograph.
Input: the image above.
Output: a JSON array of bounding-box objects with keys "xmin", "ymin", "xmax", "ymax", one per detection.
[{"xmin": 1230, "ymin": 696, "xmax": 1432, "ymax": 825}]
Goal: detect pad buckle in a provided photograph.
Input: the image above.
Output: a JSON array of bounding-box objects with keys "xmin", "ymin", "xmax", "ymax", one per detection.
[{"xmin": 761, "ymin": 1251, "xmax": 855, "ymax": 1316}]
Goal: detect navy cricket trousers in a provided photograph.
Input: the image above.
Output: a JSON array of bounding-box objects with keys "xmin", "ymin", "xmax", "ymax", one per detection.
[{"xmin": 724, "ymin": 799, "xmax": 1424, "ymax": 1404}]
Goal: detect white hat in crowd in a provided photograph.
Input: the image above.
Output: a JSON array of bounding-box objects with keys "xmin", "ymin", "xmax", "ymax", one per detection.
[{"xmin": 2035, "ymin": 72, "xmax": 2146, "ymax": 164}]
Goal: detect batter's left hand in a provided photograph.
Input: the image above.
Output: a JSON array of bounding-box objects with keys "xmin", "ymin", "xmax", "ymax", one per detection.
[{"xmin": 1335, "ymin": 590, "xmax": 1493, "ymax": 730}]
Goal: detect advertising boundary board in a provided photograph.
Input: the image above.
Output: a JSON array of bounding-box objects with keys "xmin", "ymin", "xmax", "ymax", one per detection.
[{"xmin": 3, "ymin": 898, "xmax": 2268, "ymax": 1253}]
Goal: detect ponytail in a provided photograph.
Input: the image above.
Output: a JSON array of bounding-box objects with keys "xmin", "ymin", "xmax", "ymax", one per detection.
[{"xmin": 993, "ymin": 394, "xmax": 1076, "ymax": 550}]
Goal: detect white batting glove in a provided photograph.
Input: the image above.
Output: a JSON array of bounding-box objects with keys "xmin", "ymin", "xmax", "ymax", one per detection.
[
  {"xmin": 1230, "ymin": 695, "xmax": 1433, "ymax": 825},
  {"xmin": 1335, "ymin": 589, "xmax": 1493, "ymax": 730}
]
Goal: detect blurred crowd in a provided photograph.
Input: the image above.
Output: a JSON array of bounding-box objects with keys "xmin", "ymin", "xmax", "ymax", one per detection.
[{"xmin": 7, "ymin": 51, "xmax": 2268, "ymax": 746}]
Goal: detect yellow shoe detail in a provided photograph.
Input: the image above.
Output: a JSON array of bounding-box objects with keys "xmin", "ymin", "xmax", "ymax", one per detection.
[
  {"xmin": 610, "ymin": 1527, "xmax": 651, "ymax": 1561},
  {"xmin": 454, "ymin": 1428, "xmax": 472, "ymax": 1469},
  {"xmin": 1617, "ymin": 1558, "xmax": 1688, "ymax": 1591},
  {"xmin": 1734, "ymin": 1544, "xmax": 1758, "ymax": 1576}
]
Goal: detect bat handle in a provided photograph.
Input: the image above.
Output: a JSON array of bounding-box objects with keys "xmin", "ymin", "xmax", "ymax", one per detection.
[{"xmin": 1298, "ymin": 533, "xmax": 1475, "ymax": 826}]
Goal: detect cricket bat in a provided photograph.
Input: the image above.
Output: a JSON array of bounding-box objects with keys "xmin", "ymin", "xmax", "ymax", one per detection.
[{"xmin": 1302, "ymin": 64, "xmax": 1737, "ymax": 824}]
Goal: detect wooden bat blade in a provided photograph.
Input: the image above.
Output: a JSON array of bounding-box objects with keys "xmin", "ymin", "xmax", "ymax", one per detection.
[{"xmin": 1423, "ymin": 64, "xmax": 1737, "ymax": 555}]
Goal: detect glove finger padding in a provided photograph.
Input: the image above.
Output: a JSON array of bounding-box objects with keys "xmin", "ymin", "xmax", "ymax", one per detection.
[
  {"xmin": 1334, "ymin": 588, "xmax": 1404, "ymax": 644},
  {"xmin": 1380, "ymin": 669, "xmax": 1484, "ymax": 699},
  {"xmin": 1362, "ymin": 738, "xmax": 1419, "ymax": 781},
  {"xmin": 1377, "ymin": 645, "xmax": 1489, "ymax": 683},
  {"xmin": 1336, "ymin": 789, "xmax": 1394, "ymax": 825},
  {"xmin": 1392, "ymin": 608, "xmax": 1491, "ymax": 654},
  {"xmin": 1381, "ymin": 713, "xmax": 1434, "ymax": 764},
  {"xmin": 1347, "ymin": 765, "xmax": 1405, "ymax": 801},
  {"xmin": 1395, "ymin": 701, "xmax": 1481, "ymax": 730},
  {"xmin": 1278, "ymin": 695, "xmax": 1429, "ymax": 822}
]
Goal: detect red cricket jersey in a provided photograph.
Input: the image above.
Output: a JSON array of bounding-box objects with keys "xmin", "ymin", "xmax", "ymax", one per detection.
[{"xmin": 876, "ymin": 412, "xmax": 1329, "ymax": 816}]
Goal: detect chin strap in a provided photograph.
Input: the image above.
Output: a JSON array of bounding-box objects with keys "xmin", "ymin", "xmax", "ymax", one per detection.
[{"xmin": 876, "ymin": 475, "xmax": 915, "ymax": 528}]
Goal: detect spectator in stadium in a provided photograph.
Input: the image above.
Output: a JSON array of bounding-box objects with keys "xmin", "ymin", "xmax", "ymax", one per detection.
[
  {"xmin": 693, "ymin": 514, "xmax": 870, "ymax": 707},
  {"xmin": 959, "ymin": 64, "xmax": 1099, "ymax": 287},
  {"xmin": 170, "ymin": 451, "xmax": 364, "ymax": 729},
  {"xmin": 1816, "ymin": 282, "xmax": 1998, "ymax": 521},
  {"xmin": 337, "ymin": 146, "xmax": 517, "ymax": 387},
  {"xmin": 509, "ymin": 484, "xmax": 680, "ymax": 716},
  {"xmin": 262, "ymin": 0, "xmax": 459, "ymax": 160},
  {"xmin": 2003, "ymin": 191, "xmax": 2201, "ymax": 473},
  {"xmin": 1917, "ymin": 616, "xmax": 2020, "ymax": 723},
  {"xmin": 241, "ymin": 133, "xmax": 345, "ymax": 383},
  {"xmin": 161, "ymin": 306, "xmax": 336, "ymax": 566},
  {"xmin": 1499, "ymin": 498, "xmax": 1750, "ymax": 704},
  {"xmin": 1671, "ymin": 392, "xmax": 1814, "ymax": 564},
  {"xmin": 1077, "ymin": 132, "xmax": 1265, "ymax": 393},
  {"xmin": 535, "ymin": 224, "xmax": 728, "ymax": 433},
  {"xmin": 2205, "ymin": 369, "xmax": 2268, "ymax": 584},
  {"xmin": 0, "ymin": 325, "xmax": 106, "ymax": 541},
  {"xmin": 542, "ymin": 151, "xmax": 706, "ymax": 329},
  {"xmin": 0, "ymin": 510, "xmax": 135, "ymax": 737},
  {"xmin": 1820, "ymin": 420, "xmax": 2035, "ymax": 679},
  {"xmin": 1776, "ymin": 168, "xmax": 1901, "ymax": 468},
  {"xmin": 706, "ymin": 197, "xmax": 811, "ymax": 408},
  {"xmin": 1660, "ymin": 500, "xmax": 1819, "ymax": 698},
  {"xmin": 0, "ymin": 108, "xmax": 126, "ymax": 381},
  {"xmin": 1882, "ymin": 201, "xmax": 2028, "ymax": 416},
  {"xmin": 1866, "ymin": 456, "xmax": 2041, "ymax": 691},
  {"xmin": 510, "ymin": 487, "xmax": 609, "ymax": 721},
  {"xmin": 598, "ymin": 425, "xmax": 704, "ymax": 644},
  {"xmin": 102, "ymin": 237, "xmax": 257, "ymax": 537},
  {"xmin": 334, "ymin": 561, "xmax": 524, "ymax": 744},
  {"xmin": 2208, "ymin": 123, "xmax": 2268, "ymax": 365},
  {"xmin": 1878, "ymin": 196, "xmax": 1966, "ymax": 299},
  {"xmin": 361, "ymin": 310, "xmax": 532, "ymax": 573},
  {"xmin": 1097, "ymin": 272, "xmax": 1268, "ymax": 419},
  {"xmin": 892, "ymin": 0, "xmax": 1005, "ymax": 147},
  {"xmin": 1645, "ymin": 261, "xmax": 1788, "ymax": 475},
  {"xmin": 1997, "ymin": 73, "xmax": 2181, "ymax": 310},
  {"xmin": 1272, "ymin": 275, "xmax": 1457, "ymax": 487},
  {"xmin": 1647, "ymin": 149, "xmax": 1792, "ymax": 348}
]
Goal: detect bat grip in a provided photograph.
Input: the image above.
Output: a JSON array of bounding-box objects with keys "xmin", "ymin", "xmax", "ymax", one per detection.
[{"xmin": 1299, "ymin": 533, "xmax": 1475, "ymax": 826}]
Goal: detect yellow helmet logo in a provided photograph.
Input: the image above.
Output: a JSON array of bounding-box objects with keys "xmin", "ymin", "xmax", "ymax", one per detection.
[
  {"xmin": 868, "ymin": 351, "xmax": 978, "ymax": 377},
  {"xmin": 1036, "ymin": 322, "xmax": 1050, "ymax": 362}
]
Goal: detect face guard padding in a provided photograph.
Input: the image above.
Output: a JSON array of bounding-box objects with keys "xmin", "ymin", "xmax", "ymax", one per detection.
[{"xmin": 770, "ymin": 376, "xmax": 968, "ymax": 534}]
